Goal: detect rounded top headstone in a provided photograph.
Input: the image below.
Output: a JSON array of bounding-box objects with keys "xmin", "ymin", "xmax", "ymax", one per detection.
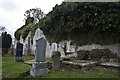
[{"xmin": 34, "ymin": 28, "xmax": 46, "ymax": 41}]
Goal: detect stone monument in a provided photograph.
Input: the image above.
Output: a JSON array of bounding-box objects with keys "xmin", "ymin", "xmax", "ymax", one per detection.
[
  {"xmin": 30, "ymin": 28, "xmax": 48, "ymax": 77},
  {"xmin": 51, "ymin": 51, "xmax": 61, "ymax": 71},
  {"xmin": 15, "ymin": 41, "xmax": 23, "ymax": 62}
]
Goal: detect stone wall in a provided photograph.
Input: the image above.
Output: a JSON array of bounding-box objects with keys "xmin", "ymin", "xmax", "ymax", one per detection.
[
  {"xmin": 77, "ymin": 43, "xmax": 120, "ymax": 56},
  {"xmin": 14, "ymin": 27, "xmax": 119, "ymax": 58}
]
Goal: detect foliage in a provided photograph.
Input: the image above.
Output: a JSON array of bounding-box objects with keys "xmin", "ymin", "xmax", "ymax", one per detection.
[
  {"xmin": 77, "ymin": 50, "xmax": 89, "ymax": 60},
  {"xmin": 89, "ymin": 49, "xmax": 110, "ymax": 61},
  {"xmin": 21, "ymin": 23, "xmax": 36, "ymax": 40},
  {"xmin": 14, "ymin": 21, "xmax": 37, "ymax": 40},
  {"xmin": 24, "ymin": 8, "xmax": 45, "ymax": 23},
  {"xmin": 14, "ymin": 17, "xmax": 35, "ymax": 40},
  {"xmin": 25, "ymin": 17, "xmax": 34, "ymax": 25},
  {"xmin": 15, "ymin": 2, "xmax": 120, "ymax": 45},
  {"xmin": 0, "ymin": 36, "xmax": 2, "ymax": 48},
  {"xmin": 0, "ymin": 26, "xmax": 5, "ymax": 30},
  {"xmin": 14, "ymin": 8, "xmax": 44, "ymax": 40},
  {"xmin": 2, "ymin": 32, "xmax": 12, "ymax": 55},
  {"xmin": 41, "ymin": 2, "xmax": 120, "ymax": 44},
  {"xmin": 14, "ymin": 25, "xmax": 26, "ymax": 40},
  {"xmin": 77, "ymin": 49, "xmax": 118, "ymax": 61}
]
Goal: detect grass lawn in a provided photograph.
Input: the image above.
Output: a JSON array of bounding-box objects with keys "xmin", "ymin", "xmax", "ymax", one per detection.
[
  {"xmin": 0, "ymin": 56, "xmax": 2, "ymax": 79},
  {"xmin": 41, "ymin": 70, "xmax": 118, "ymax": 78},
  {"xmin": 2, "ymin": 55, "xmax": 119, "ymax": 79},
  {"xmin": 2, "ymin": 55, "xmax": 34, "ymax": 78}
]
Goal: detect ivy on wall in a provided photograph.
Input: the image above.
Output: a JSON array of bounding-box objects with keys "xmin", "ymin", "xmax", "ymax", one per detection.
[{"xmin": 14, "ymin": 2, "xmax": 120, "ymax": 45}]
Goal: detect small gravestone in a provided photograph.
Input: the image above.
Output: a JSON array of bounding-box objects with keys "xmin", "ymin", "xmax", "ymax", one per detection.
[
  {"xmin": 15, "ymin": 41, "xmax": 23, "ymax": 62},
  {"xmin": 30, "ymin": 34, "xmax": 48, "ymax": 77},
  {"xmin": 51, "ymin": 42, "xmax": 58, "ymax": 53},
  {"xmin": 52, "ymin": 51, "xmax": 61, "ymax": 71}
]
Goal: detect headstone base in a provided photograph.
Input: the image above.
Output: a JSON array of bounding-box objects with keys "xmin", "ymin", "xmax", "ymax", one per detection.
[
  {"xmin": 30, "ymin": 62, "xmax": 48, "ymax": 77},
  {"xmin": 15, "ymin": 57, "xmax": 23, "ymax": 62}
]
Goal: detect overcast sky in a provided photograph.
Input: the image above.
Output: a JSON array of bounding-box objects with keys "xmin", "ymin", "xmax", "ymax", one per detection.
[{"xmin": 0, "ymin": 0, "xmax": 63, "ymax": 37}]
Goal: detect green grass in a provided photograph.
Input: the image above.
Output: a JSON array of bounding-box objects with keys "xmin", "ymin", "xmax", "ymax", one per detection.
[
  {"xmin": 41, "ymin": 70, "xmax": 118, "ymax": 78},
  {"xmin": 2, "ymin": 55, "xmax": 119, "ymax": 78},
  {"xmin": 2, "ymin": 55, "xmax": 34, "ymax": 78},
  {"xmin": 0, "ymin": 55, "xmax": 2, "ymax": 79}
]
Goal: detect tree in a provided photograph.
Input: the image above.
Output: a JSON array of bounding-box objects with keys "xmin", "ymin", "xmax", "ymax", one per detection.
[
  {"xmin": 14, "ymin": 2, "xmax": 120, "ymax": 45},
  {"xmin": 0, "ymin": 26, "xmax": 5, "ymax": 31},
  {"xmin": 24, "ymin": 8, "xmax": 45, "ymax": 23},
  {"xmin": 41, "ymin": 2, "xmax": 120, "ymax": 44},
  {"xmin": 15, "ymin": 8, "xmax": 45, "ymax": 40},
  {"xmin": 2, "ymin": 32, "xmax": 12, "ymax": 56}
]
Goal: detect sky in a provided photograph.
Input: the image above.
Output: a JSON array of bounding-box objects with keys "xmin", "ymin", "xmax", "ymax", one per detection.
[{"xmin": 0, "ymin": 0, "xmax": 64, "ymax": 37}]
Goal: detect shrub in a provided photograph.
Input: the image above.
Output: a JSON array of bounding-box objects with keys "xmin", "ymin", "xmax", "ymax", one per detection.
[
  {"xmin": 77, "ymin": 49, "xmax": 117, "ymax": 61},
  {"xmin": 90, "ymin": 49, "xmax": 111, "ymax": 61},
  {"xmin": 77, "ymin": 50, "xmax": 89, "ymax": 60}
]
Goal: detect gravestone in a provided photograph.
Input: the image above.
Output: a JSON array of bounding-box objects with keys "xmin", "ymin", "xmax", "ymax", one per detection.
[
  {"xmin": 52, "ymin": 51, "xmax": 61, "ymax": 71},
  {"xmin": 51, "ymin": 42, "xmax": 58, "ymax": 53},
  {"xmin": 15, "ymin": 42, "xmax": 23, "ymax": 62},
  {"xmin": 30, "ymin": 37, "xmax": 48, "ymax": 77},
  {"xmin": 35, "ymin": 38, "xmax": 46, "ymax": 62},
  {"xmin": 28, "ymin": 37, "xmax": 31, "ymax": 55},
  {"xmin": 32, "ymin": 28, "xmax": 45, "ymax": 56}
]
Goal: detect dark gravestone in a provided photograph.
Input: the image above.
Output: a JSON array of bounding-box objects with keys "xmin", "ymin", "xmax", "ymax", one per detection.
[
  {"xmin": 15, "ymin": 42, "xmax": 23, "ymax": 62},
  {"xmin": 30, "ymin": 37, "xmax": 48, "ymax": 77},
  {"xmin": 35, "ymin": 38, "xmax": 46, "ymax": 62},
  {"xmin": 52, "ymin": 51, "xmax": 61, "ymax": 71}
]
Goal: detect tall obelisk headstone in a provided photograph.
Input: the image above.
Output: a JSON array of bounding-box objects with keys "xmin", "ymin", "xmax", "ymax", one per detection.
[{"xmin": 30, "ymin": 28, "xmax": 48, "ymax": 77}]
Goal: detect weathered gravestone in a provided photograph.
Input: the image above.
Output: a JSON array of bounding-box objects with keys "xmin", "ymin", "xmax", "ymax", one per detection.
[
  {"xmin": 52, "ymin": 51, "xmax": 61, "ymax": 71},
  {"xmin": 51, "ymin": 42, "xmax": 58, "ymax": 53},
  {"xmin": 15, "ymin": 41, "xmax": 23, "ymax": 62},
  {"xmin": 28, "ymin": 37, "xmax": 31, "ymax": 55},
  {"xmin": 30, "ymin": 28, "xmax": 48, "ymax": 77}
]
